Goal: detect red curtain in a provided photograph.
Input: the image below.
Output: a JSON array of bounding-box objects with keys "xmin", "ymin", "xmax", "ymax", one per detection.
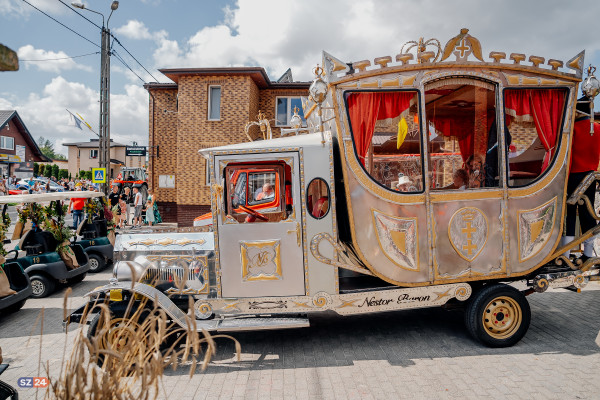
[
  {"xmin": 429, "ymin": 116, "xmax": 473, "ymax": 161},
  {"xmin": 505, "ymin": 89, "xmax": 565, "ymax": 171},
  {"xmin": 347, "ymin": 92, "xmax": 414, "ymax": 165}
]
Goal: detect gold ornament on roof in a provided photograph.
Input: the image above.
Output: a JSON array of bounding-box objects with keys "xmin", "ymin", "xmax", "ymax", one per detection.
[
  {"xmin": 244, "ymin": 110, "xmax": 273, "ymax": 141},
  {"xmin": 440, "ymin": 28, "xmax": 484, "ymax": 62},
  {"xmin": 400, "ymin": 36, "xmax": 442, "ymax": 63}
]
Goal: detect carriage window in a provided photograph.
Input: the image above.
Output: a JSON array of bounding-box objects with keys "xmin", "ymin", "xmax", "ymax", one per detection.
[
  {"xmin": 425, "ymin": 80, "xmax": 499, "ymax": 190},
  {"xmin": 504, "ymin": 88, "xmax": 567, "ymax": 187},
  {"xmin": 346, "ymin": 90, "xmax": 423, "ymax": 192},
  {"xmin": 306, "ymin": 178, "xmax": 330, "ymax": 219}
]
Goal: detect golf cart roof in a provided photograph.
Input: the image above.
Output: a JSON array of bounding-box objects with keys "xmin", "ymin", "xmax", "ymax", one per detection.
[{"xmin": 0, "ymin": 191, "xmax": 105, "ymax": 204}]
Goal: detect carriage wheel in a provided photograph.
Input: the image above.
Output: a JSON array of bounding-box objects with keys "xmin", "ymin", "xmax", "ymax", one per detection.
[{"xmin": 464, "ymin": 283, "xmax": 531, "ymax": 347}]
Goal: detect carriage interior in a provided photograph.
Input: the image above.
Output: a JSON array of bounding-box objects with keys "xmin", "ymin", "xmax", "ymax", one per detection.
[{"xmin": 346, "ymin": 83, "xmax": 567, "ymax": 193}]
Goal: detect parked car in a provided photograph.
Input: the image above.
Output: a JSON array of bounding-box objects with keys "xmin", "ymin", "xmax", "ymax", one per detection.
[
  {"xmin": 7, "ymin": 185, "xmax": 28, "ymax": 195},
  {"xmin": 17, "ymin": 178, "xmax": 64, "ymax": 192}
]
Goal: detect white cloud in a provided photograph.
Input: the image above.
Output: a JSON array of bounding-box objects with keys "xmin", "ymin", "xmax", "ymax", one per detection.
[
  {"xmin": 0, "ymin": 0, "xmax": 64, "ymax": 16},
  {"xmin": 0, "ymin": 76, "xmax": 147, "ymax": 157},
  {"xmin": 144, "ymin": 0, "xmax": 600, "ymax": 82},
  {"xmin": 17, "ymin": 45, "xmax": 93, "ymax": 74},
  {"xmin": 114, "ymin": 20, "xmax": 152, "ymax": 40}
]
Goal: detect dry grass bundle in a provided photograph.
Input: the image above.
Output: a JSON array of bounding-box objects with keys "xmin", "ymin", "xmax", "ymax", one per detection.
[{"xmin": 44, "ymin": 288, "xmax": 240, "ymax": 399}]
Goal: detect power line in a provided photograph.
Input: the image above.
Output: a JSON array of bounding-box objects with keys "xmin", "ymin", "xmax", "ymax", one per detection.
[
  {"xmin": 112, "ymin": 50, "xmax": 146, "ymax": 83},
  {"xmin": 110, "ymin": 34, "xmax": 159, "ymax": 82},
  {"xmin": 56, "ymin": 0, "xmax": 102, "ymax": 30},
  {"xmin": 20, "ymin": 0, "xmax": 100, "ymax": 49},
  {"xmin": 20, "ymin": 51, "xmax": 100, "ymax": 62}
]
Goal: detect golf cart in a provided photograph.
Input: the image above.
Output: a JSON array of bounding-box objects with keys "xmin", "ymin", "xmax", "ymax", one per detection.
[
  {"xmin": 0, "ymin": 205, "xmax": 32, "ymax": 314},
  {"xmin": 74, "ymin": 199, "xmax": 115, "ymax": 273},
  {"xmin": 3, "ymin": 192, "xmax": 96, "ymax": 298}
]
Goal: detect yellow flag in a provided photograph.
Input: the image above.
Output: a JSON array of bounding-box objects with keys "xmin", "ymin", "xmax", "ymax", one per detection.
[{"xmin": 397, "ymin": 117, "xmax": 408, "ymax": 149}]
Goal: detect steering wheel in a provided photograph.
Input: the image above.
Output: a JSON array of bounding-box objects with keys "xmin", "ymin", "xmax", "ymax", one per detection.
[
  {"xmin": 5, "ymin": 249, "xmax": 18, "ymax": 261},
  {"xmin": 238, "ymin": 205, "xmax": 268, "ymax": 222}
]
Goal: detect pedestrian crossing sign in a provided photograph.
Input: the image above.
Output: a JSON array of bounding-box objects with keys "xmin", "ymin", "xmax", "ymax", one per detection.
[{"xmin": 92, "ymin": 168, "xmax": 106, "ymax": 183}]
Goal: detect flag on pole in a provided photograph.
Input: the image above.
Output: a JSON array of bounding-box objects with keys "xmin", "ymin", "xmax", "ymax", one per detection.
[
  {"xmin": 67, "ymin": 109, "xmax": 83, "ymax": 130},
  {"xmin": 66, "ymin": 109, "xmax": 96, "ymax": 134}
]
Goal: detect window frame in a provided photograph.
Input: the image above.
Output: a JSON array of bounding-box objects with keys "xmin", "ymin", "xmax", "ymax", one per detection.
[
  {"xmin": 306, "ymin": 177, "xmax": 331, "ymax": 220},
  {"xmin": 90, "ymin": 149, "xmax": 98, "ymax": 159},
  {"xmin": 208, "ymin": 85, "xmax": 221, "ymax": 121},
  {"xmin": 0, "ymin": 136, "xmax": 14, "ymax": 150},
  {"xmin": 224, "ymin": 163, "xmax": 286, "ymax": 222},
  {"xmin": 423, "ymin": 79, "xmax": 501, "ymax": 191},
  {"xmin": 275, "ymin": 96, "xmax": 306, "ymax": 127},
  {"xmin": 502, "ymin": 86, "xmax": 569, "ymax": 189},
  {"xmin": 343, "ymin": 89, "xmax": 425, "ymax": 195}
]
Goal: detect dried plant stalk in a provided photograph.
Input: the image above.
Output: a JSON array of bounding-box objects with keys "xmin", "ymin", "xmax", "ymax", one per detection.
[{"xmin": 45, "ymin": 289, "xmax": 241, "ymax": 399}]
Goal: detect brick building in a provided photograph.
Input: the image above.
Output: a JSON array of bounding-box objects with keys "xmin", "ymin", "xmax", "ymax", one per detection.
[
  {"xmin": 145, "ymin": 67, "xmax": 309, "ymax": 225},
  {"xmin": 0, "ymin": 110, "xmax": 50, "ymax": 178}
]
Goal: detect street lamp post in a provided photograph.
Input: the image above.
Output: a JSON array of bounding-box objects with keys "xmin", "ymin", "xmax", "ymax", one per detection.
[{"xmin": 71, "ymin": 1, "xmax": 119, "ymax": 194}]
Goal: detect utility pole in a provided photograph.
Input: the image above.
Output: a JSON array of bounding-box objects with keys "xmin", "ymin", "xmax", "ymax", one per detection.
[
  {"xmin": 71, "ymin": 1, "xmax": 119, "ymax": 194},
  {"xmin": 99, "ymin": 26, "xmax": 111, "ymax": 194}
]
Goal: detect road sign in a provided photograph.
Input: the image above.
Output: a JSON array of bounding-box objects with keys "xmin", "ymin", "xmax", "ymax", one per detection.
[
  {"xmin": 126, "ymin": 146, "xmax": 146, "ymax": 156},
  {"xmin": 92, "ymin": 168, "xmax": 106, "ymax": 183}
]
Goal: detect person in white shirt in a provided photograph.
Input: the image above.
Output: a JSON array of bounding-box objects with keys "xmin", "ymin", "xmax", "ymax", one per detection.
[{"xmin": 132, "ymin": 187, "xmax": 143, "ymax": 228}]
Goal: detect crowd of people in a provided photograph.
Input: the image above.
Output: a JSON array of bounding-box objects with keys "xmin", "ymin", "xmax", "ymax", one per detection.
[
  {"xmin": 105, "ymin": 184, "xmax": 161, "ymax": 230},
  {"xmin": 0, "ymin": 175, "xmax": 162, "ymax": 230}
]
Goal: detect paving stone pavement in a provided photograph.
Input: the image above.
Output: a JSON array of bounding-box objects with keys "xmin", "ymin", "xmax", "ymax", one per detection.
[{"xmin": 0, "ymin": 270, "xmax": 598, "ymax": 399}]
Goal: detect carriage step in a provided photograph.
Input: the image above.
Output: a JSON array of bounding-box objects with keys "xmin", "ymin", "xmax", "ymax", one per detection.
[{"xmin": 194, "ymin": 316, "xmax": 310, "ymax": 332}]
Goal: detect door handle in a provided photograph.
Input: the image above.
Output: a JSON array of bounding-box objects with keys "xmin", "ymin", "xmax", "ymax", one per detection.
[{"xmin": 287, "ymin": 221, "xmax": 301, "ymax": 247}]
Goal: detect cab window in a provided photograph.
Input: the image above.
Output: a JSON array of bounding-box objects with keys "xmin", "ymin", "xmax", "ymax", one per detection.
[
  {"xmin": 425, "ymin": 79, "xmax": 499, "ymax": 190},
  {"xmin": 345, "ymin": 90, "xmax": 423, "ymax": 193},
  {"xmin": 503, "ymin": 88, "xmax": 567, "ymax": 187},
  {"xmin": 225, "ymin": 164, "xmax": 287, "ymax": 223},
  {"xmin": 248, "ymin": 171, "xmax": 277, "ymax": 206}
]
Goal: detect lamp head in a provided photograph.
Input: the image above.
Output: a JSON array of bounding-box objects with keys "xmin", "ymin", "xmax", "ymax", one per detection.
[
  {"xmin": 111, "ymin": 1, "xmax": 119, "ymax": 10},
  {"xmin": 71, "ymin": 2, "xmax": 85, "ymax": 9},
  {"xmin": 582, "ymin": 65, "xmax": 600, "ymax": 99}
]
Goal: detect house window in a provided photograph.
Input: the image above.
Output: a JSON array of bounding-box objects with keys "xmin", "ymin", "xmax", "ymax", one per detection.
[
  {"xmin": 0, "ymin": 136, "xmax": 14, "ymax": 150},
  {"xmin": 208, "ymin": 86, "xmax": 221, "ymax": 120},
  {"xmin": 90, "ymin": 149, "xmax": 98, "ymax": 159},
  {"xmin": 276, "ymin": 97, "xmax": 306, "ymax": 127}
]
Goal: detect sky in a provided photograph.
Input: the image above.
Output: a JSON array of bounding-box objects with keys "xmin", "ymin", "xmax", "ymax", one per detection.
[{"xmin": 1, "ymin": 0, "xmax": 600, "ymax": 157}]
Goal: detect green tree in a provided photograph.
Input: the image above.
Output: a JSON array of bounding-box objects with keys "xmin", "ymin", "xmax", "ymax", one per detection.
[
  {"xmin": 51, "ymin": 164, "xmax": 59, "ymax": 178},
  {"xmin": 36, "ymin": 136, "xmax": 66, "ymax": 161},
  {"xmin": 59, "ymin": 169, "xmax": 68, "ymax": 180},
  {"xmin": 33, "ymin": 162, "xmax": 39, "ymax": 177},
  {"xmin": 44, "ymin": 164, "xmax": 52, "ymax": 178},
  {"xmin": 38, "ymin": 164, "xmax": 46, "ymax": 177}
]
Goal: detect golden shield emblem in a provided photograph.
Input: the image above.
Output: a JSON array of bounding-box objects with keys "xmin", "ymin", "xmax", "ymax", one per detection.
[{"xmin": 448, "ymin": 207, "xmax": 488, "ymax": 262}]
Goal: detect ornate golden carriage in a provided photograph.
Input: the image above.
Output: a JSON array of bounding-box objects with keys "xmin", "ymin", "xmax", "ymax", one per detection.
[
  {"xmin": 313, "ymin": 28, "xmax": 592, "ymax": 288},
  {"xmin": 71, "ymin": 29, "xmax": 600, "ymax": 349}
]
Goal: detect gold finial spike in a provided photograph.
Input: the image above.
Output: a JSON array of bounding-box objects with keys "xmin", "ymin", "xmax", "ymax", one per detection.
[
  {"xmin": 395, "ymin": 53, "xmax": 414, "ymax": 65},
  {"xmin": 489, "ymin": 51, "xmax": 506, "ymax": 63},
  {"xmin": 352, "ymin": 60, "xmax": 371, "ymax": 73},
  {"xmin": 547, "ymin": 59, "xmax": 564, "ymax": 70},
  {"xmin": 528, "ymin": 55, "xmax": 545, "ymax": 68},
  {"xmin": 418, "ymin": 51, "xmax": 435, "ymax": 64},
  {"xmin": 510, "ymin": 53, "xmax": 526, "ymax": 65},
  {"xmin": 374, "ymin": 56, "xmax": 392, "ymax": 69}
]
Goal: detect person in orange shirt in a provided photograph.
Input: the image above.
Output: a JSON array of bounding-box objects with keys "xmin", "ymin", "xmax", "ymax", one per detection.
[
  {"xmin": 68, "ymin": 185, "xmax": 86, "ymax": 230},
  {"xmin": 563, "ymin": 96, "xmax": 600, "ymax": 261}
]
